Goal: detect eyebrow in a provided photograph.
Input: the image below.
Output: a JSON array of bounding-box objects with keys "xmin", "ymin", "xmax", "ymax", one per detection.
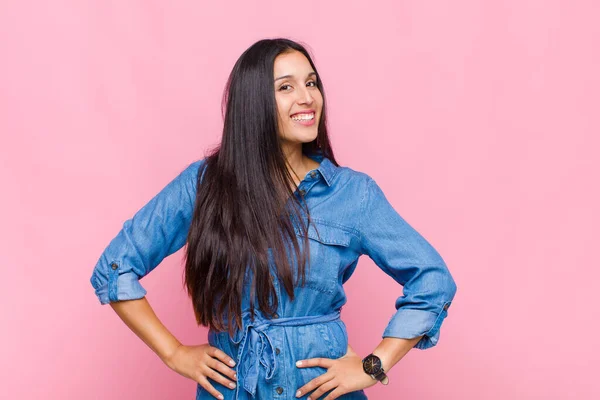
[{"xmin": 274, "ymin": 71, "xmax": 317, "ymax": 82}]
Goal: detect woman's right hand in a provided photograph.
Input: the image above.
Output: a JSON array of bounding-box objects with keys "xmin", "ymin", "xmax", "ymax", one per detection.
[{"xmin": 164, "ymin": 343, "xmax": 238, "ymax": 399}]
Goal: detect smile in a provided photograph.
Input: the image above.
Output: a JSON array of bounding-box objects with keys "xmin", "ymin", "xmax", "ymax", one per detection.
[{"xmin": 291, "ymin": 112, "xmax": 315, "ymax": 121}]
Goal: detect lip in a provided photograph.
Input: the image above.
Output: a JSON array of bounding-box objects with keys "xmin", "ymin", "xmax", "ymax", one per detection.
[{"xmin": 290, "ymin": 109, "xmax": 315, "ymax": 117}]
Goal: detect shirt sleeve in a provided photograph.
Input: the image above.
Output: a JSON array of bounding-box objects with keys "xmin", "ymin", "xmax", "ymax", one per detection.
[
  {"xmin": 357, "ymin": 176, "xmax": 457, "ymax": 350},
  {"xmin": 89, "ymin": 159, "xmax": 204, "ymax": 305}
]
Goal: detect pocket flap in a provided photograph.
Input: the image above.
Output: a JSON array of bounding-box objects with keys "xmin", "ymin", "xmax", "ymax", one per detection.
[{"xmin": 295, "ymin": 219, "xmax": 353, "ymax": 247}]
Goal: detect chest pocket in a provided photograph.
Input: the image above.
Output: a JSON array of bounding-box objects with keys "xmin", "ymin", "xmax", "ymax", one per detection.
[{"xmin": 294, "ymin": 218, "xmax": 354, "ymax": 294}]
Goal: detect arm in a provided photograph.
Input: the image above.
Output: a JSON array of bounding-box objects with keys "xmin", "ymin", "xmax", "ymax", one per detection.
[
  {"xmin": 90, "ymin": 160, "xmax": 202, "ymax": 362},
  {"xmin": 109, "ymin": 287, "xmax": 238, "ymax": 400},
  {"xmin": 90, "ymin": 160, "xmax": 204, "ymax": 304},
  {"xmin": 292, "ymin": 175, "xmax": 459, "ymax": 399},
  {"xmin": 358, "ymin": 176, "xmax": 458, "ymax": 372},
  {"xmin": 371, "ymin": 336, "xmax": 423, "ymax": 376},
  {"xmin": 90, "ymin": 159, "xmax": 241, "ymax": 399},
  {"xmin": 109, "ymin": 297, "xmax": 182, "ymax": 365}
]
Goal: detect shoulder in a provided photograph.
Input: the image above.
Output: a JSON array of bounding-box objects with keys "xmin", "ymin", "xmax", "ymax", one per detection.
[
  {"xmin": 331, "ymin": 164, "xmax": 373, "ymax": 190},
  {"xmin": 163, "ymin": 158, "xmax": 209, "ymax": 198},
  {"xmin": 185, "ymin": 157, "xmax": 208, "ymax": 174},
  {"xmin": 331, "ymin": 165, "xmax": 389, "ymax": 212},
  {"xmin": 180, "ymin": 158, "xmax": 209, "ymax": 183}
]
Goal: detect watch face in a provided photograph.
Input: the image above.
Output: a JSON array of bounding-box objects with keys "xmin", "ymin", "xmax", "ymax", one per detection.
[{"xmin": 363, "ymin": 354, "xmax": 382, "ymax": 374}]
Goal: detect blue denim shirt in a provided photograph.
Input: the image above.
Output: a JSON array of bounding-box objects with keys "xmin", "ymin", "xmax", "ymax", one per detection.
[{"xmin": 90, "ymin": 151, "xmax": 457, "ymax": 400}]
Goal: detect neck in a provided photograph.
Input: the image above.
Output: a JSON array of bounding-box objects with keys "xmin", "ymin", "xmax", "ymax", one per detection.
[{"xmin": 281, "ymin": 144, "xmax": 315, "ymax": 189}]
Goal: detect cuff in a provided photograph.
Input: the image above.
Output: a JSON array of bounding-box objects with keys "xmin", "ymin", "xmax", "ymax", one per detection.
[
  {"xmin": 382, "ymin": 301, "xmax": 452, "ymax": 350},
  {"xmin": 91, "ymin": 270, "xmax": 148, "ymax": 305}
]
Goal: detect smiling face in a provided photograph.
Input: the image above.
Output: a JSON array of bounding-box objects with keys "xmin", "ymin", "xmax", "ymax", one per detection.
[{"xmin": 274, "ymin": 50, "xmax": 323, "ymax": 147}]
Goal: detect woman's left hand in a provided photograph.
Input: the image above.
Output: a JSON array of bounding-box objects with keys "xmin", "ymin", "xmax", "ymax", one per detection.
[{"xmin": 294, "ymin": 351, "xmax": 377, "ymax": 399}]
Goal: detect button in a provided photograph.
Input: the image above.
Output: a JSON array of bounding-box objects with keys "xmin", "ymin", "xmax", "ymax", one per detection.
[
  {"xmin": 298, "ymin": 189, "xmax": 306, "ymax": 196},
  {"xmin": 309, "ymin": 171, "xmax": 317, "ymax": 178},
  {"xmin": 443, "ymin": 303, "xmax": 449, "ymax": 311},
  {"xmin": 276, "ymin": 387, "xmax": 284, "ymax": 395},
  {"xmin": 273, "ymin": 313, "xmax": 279, "ymax": 319},
  {"xmin": 111, "ymin": 262, "xmax": 118, "ymax": 270},
  {"xmin": 275, "ymin": 348, "xmax": 281, "ymax": 355}
]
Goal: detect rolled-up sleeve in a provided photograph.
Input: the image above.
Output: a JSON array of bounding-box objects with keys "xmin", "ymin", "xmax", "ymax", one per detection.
[
  {"xmin": 358, "ymin": 176, "xmax": 457, "ymax": 350},
  {"xmin": 90, "ymin": 159, "xmax": 204, "ymax": 305}
]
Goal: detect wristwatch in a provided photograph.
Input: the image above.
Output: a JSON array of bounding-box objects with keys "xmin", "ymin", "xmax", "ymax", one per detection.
[{"xmin": 361, "ymin": 353, "xmax": 389, "ymax": 385}]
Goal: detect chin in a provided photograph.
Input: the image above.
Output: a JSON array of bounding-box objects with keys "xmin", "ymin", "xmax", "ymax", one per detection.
[
  {"xmin": 298, "ymin": 135, "xmax": 319, "ymax": 144},
  {"xmin": 282, "ymin": 131, "xmax": 318, "ymax": 144}
]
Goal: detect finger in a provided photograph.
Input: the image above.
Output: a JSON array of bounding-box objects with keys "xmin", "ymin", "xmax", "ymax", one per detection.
[
  {"xmin": 324, "ymin": 387, "xmax": 346, "ymax": 400},
  {"xmin": 207, "ymin": 357, "xmax": 238, "ymax": 383},
  {"xmin": 208, "ymin": 346, "xmax": 237, "ymax": 368},
  {"xmin": 203, "ymin": 364, "xmax": 237, "ymax": 391},
  {"xmin": 309, "ymin": 377, "xmax": 338, "ymax": 400},
  {"xmin": 296, "ymin": 371, "xmax": 334, "ymax": 398},
  {"xmin": 197, "ymin": 376, "xmax": 225, "ymax": 400},
  {"xmin": 296, "ymin": 357, "xmax": 334, "ymax": 369}
]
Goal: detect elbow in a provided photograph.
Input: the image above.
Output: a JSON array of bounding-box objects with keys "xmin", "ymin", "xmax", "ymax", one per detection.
[
  {"xmin": 90, "ymin": 269, "xmax": 108, "ymax": 304},
  {"xmin": 436, "ymin": 267, "xmax": 457, "ymax": 312},
  {"xmin": 90, "ymin": 265, "xmax": 147, "ymax": 305},
  {"xmin": 436, "ymin": 258, "xmax": 457, "ymax": 302},
  {"xmin": 445, "ymin": 273, "xmax": 457, "ymax": 301}
]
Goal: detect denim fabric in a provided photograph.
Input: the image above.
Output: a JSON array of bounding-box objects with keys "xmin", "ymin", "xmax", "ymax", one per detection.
[{"xmin": 90, "ymin": 150, "xmax": 457, "ymax": 400}]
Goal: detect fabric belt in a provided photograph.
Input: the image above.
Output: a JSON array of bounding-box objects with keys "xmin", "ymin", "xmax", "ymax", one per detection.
[{"xmin": 230, "ymin": 310, "xmax": 342, "ymax": 399}]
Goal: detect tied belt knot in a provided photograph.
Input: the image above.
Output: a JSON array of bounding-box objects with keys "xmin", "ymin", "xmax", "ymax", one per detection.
[{"xmin": 230, "ymin": 310, "xmax": 341, "ymax": 399}]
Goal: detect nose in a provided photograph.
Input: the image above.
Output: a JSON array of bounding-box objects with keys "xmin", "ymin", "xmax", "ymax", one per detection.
[{"xmin": 297, "ymin": 85, "xmax": 314, "ymax": 105}]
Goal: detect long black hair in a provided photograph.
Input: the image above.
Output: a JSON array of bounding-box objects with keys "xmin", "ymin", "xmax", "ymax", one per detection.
[{"xmin": 184, "ymin": 38, "xmax": 338, "ymax": 337}]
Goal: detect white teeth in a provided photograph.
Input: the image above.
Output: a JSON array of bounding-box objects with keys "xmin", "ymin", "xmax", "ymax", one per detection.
[{"xmin": 291, "ymin": 113, "xmax": 314, "ymax": 121}]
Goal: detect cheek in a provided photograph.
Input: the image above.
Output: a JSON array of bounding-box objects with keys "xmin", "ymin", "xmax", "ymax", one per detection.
[
  {"xmin": 275, "ymin": 96, "xmax": 290, "ymax": 118},
  {"xmin": 314, "ymin": 94, "xmax": 324, "ymax": 113}
]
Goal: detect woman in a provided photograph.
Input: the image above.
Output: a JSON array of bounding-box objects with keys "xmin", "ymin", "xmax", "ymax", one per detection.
[{"xmin": 90, "ymin": 38, "xmax": 457, "ymax": 400}]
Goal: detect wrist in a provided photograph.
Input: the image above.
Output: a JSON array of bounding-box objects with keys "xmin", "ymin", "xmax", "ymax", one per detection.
[
  {"xmin": 161, "ymin": 342, "xmax": 183, "ymax": 368},
  {"xmin": 361, "ymin": 353, "xmax": 389, "ymax": 385},
  {"xmin": 371, "ymin": 349, "xmax": 391, "ymax": 374}
]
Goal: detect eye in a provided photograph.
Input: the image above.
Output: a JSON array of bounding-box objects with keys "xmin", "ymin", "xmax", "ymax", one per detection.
[{"xmin": 278, "ymin": 81, "xmax": 318, "ymax": 92}]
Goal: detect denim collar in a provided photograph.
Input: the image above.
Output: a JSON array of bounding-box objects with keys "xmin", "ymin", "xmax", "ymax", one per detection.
[{"xmin": 307, "ymin": 150, "xmax": 337, "ymax": 187}]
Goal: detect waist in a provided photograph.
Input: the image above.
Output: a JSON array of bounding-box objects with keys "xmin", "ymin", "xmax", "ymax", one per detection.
[
  {"xmin": 211, "ymin": 309, "xmax": 342, "ymax": 342},
  {"xmin": 241, "ymin": 309, "xmax": 341, "ymax": 330},
  {"xmin": 228, "ymin": 310, "xmax": 343, "ymax": 398}
]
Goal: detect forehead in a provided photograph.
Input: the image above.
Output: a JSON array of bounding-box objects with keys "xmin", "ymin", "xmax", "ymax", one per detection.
[{"xmin": 273, "ymin": 51, "xmax": 312, "ymax": 76}]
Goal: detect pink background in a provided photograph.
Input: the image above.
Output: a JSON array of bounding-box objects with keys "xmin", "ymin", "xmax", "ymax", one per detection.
[{"xmin": 1, "ymin": 1, "xmax": 598, "ymax": 399}]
